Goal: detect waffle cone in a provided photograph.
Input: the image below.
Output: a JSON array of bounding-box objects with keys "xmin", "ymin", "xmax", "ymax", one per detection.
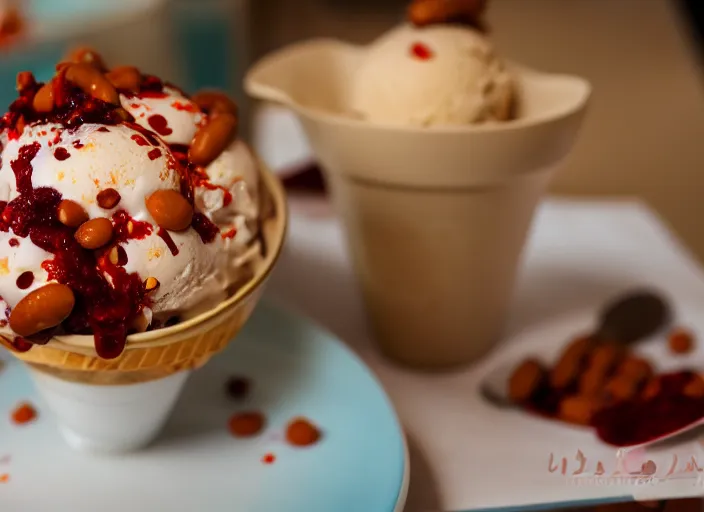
[
  {"xmin": 1, "ymin": 165, "xmax": 286, "ymax": 386},
  {"xmin": 18, "ymin": 289, "xmax": 260, "ymax": 385}
]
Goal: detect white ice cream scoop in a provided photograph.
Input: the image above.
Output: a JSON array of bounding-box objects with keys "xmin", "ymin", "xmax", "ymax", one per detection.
[{"xmin": 351, "ymin": 24, "xmax": 515, "ymax": 127}]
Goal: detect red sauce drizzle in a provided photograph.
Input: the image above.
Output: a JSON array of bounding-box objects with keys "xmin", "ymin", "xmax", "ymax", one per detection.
[
  {"xmin": 593, "ymin": 371, "xmax": 704, "ymax": 447},
  {"xmin": 191, "ymin": 213, "xmax": 219, "ymax": 244},
  {"xmin": 147, "ymin": 148, "xmax": 162, "ymax": 161},
  {"xmin": 221, "ymin": 228, "xmax": 236, "ymax": 240},
  {"xmin": 410, "ymin": 42, "xmax": 434, "ymax": 60},
  {"xmin": 53, "ymin": 147, "xmax": 70, "ymax": 161},
  {"xmin": 147, "ymin": 114, "xmax": 172, "ymax": 136},
  {"xmin": 111, "ymin": 210, "xmax": 152, "ymax": 241},
  {"xmin": 130, "ymin": 134, "xmax": 149, "ymax": 147},
  {"xmin": 15, "ymin": 271, "xmax": 33, "ymax": 289},
  {"xmin": 72, "ymin": 140, "xmax": 84, "ymax": 149},
  {"xmin": 9, "ymin": 337, "xmax": 32, "ymax": 353},
  {"xmin": 171, "ymin": 101, "xmax": 199, "ymax": 113},
  {"xmin": 97, "ymin": 127, "xmax": 109, "ymax": 133},
  {"xmin": 8, "ymin": 238, "xmax": 18, "ymax": 247},
  {"xmin": 0, "ymin": 140, "xmax": 149, "ymax": 359},
  {"xmin": 157, "ymin": 228, "xmax": 179, "ymax": 256}
]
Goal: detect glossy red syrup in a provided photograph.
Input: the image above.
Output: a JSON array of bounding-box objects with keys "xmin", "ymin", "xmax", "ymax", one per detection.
[
  {"xmin": 53, "ymin": 147, "xmax": 70, "ymax": 161},
  {"xmin": 157, "ymin": 228, "xmax": 179, "ymax": 256},
  {"xmin": 130, "ymin": 134, "xmax": 149, "ymax": 147},
  {"xmin": 410, "ymin": 42, "xmax": 433, "ymax": 60},
  {"xmin": 191, "ymin": 213, "xmax": 218, "ymax": 244},
  {"xmin": 593, "ymin": 371, "xmax": 704, "ymax": 447},
  {"xmin": 111, "ymin": 210, "xmax": 152, "ymax": 242},
  {"xmin": 15, "ymin": 271, "xmax": 33, "ymax": 289},
  {"xmin": 147, "ymin": 148, "xmax": 161, "ymax": 161},
  {"xmin": 147, "ymin": 114, "xmax": 172, "ymax": 137}
]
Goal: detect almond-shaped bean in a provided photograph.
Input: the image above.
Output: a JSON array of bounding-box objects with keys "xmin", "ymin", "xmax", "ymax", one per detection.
[
  {"xmin": 33, "ymin": 83, "xmax": 55, "ymax": 113},
  {"xmin": 65, "ymin": 47, "xmax": 106, "ymax": 71},
  {"xmin": 188, "ymin": 113, "xmax": 237, "ymax": 167},
  {"xmin": 106, "ymin": 66, "xmax": 142, "ymax": 92},
  {"xmin": 145, "ymin": 190, "xmax": 193, "ymax": 231},
  {"xmin": 57, "ymin": 199, "xmax": 89, "ymax": 228},
  {"xmin": 74, "ymin": 218, "xmax": 114, "ymax": 249},
  {"xmin": 191, "ymin": 90, "xmax": 238, "ymax": 116},
  {"xmin": 9, "ymin": 283, "xmax": 75, "ymax": 337},
  {"xmin": 65, "ymin": 63, "xmax": 119, "ymax": 105}
]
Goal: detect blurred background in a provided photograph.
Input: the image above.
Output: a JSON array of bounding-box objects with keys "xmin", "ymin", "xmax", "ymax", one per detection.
[
  {"xmin": 0, "ymin": 0, "xmax": 702, "ymax": 257},
  {"xmin": 0, "ymin": 1, "xmax": 702, "ymax": 510}
]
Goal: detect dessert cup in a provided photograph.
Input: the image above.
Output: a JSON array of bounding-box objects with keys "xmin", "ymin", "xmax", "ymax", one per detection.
[
  {"xmin": 245, "ymin": 39, "xmax": 591, "ymax": 369},
  {"xmin": 1, "ymin": 165, "xmax": 287, "ymax": 453}
]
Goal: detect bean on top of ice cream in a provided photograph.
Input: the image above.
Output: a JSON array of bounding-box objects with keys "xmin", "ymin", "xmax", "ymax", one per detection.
[
  {"xmin": 0, "ymin": 48, "xmax": 262, "ymax": 359},
  {"xmin": 408, "ymin": 0, "xmax": 487, "ymax": 30}
]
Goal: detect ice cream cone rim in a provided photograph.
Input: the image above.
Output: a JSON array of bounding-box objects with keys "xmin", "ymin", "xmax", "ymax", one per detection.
[
  {"xmin": 244, "ymin": 37, "xmax": 591, "ymax": 134},
  {"xmin": 0, "ymin": 163, "xmax": 287, "ymax": 355}
]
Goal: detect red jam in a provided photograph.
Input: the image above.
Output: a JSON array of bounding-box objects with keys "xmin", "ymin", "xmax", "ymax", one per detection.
[
  {"xmin": 593, "ymin": 371, "xmax": 704, "ymax": 446},
  {"xmin": 53, "ymin": 147, "xmax": 70, "ymax": 161},
  {"xmin": 410, "ymin": 42, "xmax": 433, "ymax": 60},
  {"xmin": 147, "ymin": 114, "xmax": 172, "ymax": 137}
]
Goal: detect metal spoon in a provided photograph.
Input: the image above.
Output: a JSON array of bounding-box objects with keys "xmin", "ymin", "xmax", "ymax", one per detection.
[{"xmin": 480, "ymin": 289, "xmax": 671, "ymax": 408}]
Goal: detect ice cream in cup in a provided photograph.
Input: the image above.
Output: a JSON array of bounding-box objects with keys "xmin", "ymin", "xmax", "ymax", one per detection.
[
  {"xmin": 0, "ymin": 49, "xmax": 286, "ymax": 453},
  {"xmin": 246, "ymin": 0, "xmax": 591, "ymax": 369}
]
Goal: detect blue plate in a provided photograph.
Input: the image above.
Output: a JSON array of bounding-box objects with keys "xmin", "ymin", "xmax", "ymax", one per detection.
[{"xmin": 0, "ymin": 302, "xmax": 408, "ymax": 512}]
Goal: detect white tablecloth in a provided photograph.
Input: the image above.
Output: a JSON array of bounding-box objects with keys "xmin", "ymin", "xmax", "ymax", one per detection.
[{"xmin": 264, "ymin": 194, "xmax": 704, "ymax": 512}]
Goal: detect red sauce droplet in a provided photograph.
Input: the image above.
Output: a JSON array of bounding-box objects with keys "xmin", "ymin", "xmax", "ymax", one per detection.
[
  {"xmin": 410, "ymin": 42, "xmax": 433, "ymax": 60},
  {"xmin": 157, "ymin": 228, "xmax": 179, "ymax": 256},
  {"xmin": 147, "ymin": 148, "xmax": 161, "ymax": 161},
  {"xmin": 97, "ymin": 127, "xmax": 110, "ymax": 133},
  {"xmin": 191, "ymin": 213, "xmax": 219, "ymax": 244},
  {"xmin": 72, "ymin": 140, "xmax": 84, "ymax": 149},
  {"xmin": 53, "ymin": 147, "xmax": 70, "ymax": 161},
  {"xmin": 221, "ymin": 228, "xmax": 237, "ymax": 240},
  {"xmin": 147, "ymin": 114, "xmax": 173, "ymax": 136},
  {"xmin": 126, "ymin": 122, "xmax": 160, "ymax": 146},
  {"xmin": 262, "ymin": 453, "xmax": 276, "ymax": 465},
  {"xmin": 171, "ymin": 101, "xmax": 199, "ymax": 113},
  {"xmin": 8, "ymin": 238, "xmax": 18, "ymax": 247},
  {"xmin": 11, "ymin": 402, "xmax": 37, "ymax": 425},
  {"xmin": 15, "ymin": 271, "xmax": 33, "ymax": 289},
  {"xmin": 285, "ymin": 417, "xmax": 322, "ymax": 447},
  {"xmin": 130, "ymin": 134, "xmax": 149, "ymax": 147},
  {"xmin": 9, "ymin": 337, "xmax": 32, "ymax": 353},
  {"xmin": 228, "ymin": 411, "xmax": 266, "ymax": 437}
]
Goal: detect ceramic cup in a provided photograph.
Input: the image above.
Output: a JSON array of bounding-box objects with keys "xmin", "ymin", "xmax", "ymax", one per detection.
[
  {"xmin": 30, "ymin": 368, "xmax": 191, "ymax": 453},
  {"xmin": 245, "ymin": 38, "xmax": 591, "ymax": 369}
]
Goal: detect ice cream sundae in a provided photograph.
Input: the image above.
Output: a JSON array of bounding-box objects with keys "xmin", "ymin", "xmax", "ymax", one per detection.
[{"xmin": 0, "ymin": 49, "xmax": 265, "ymax": 359}]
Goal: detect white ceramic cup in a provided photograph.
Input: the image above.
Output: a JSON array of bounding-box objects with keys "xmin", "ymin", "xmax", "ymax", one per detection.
[
  {"xmin": 30, "ymin": 369, "xmax": 190, "ymax": 454},
  {"xmin": 245, "ymin": 38, "xmax": 591, "ymax": 369}
]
